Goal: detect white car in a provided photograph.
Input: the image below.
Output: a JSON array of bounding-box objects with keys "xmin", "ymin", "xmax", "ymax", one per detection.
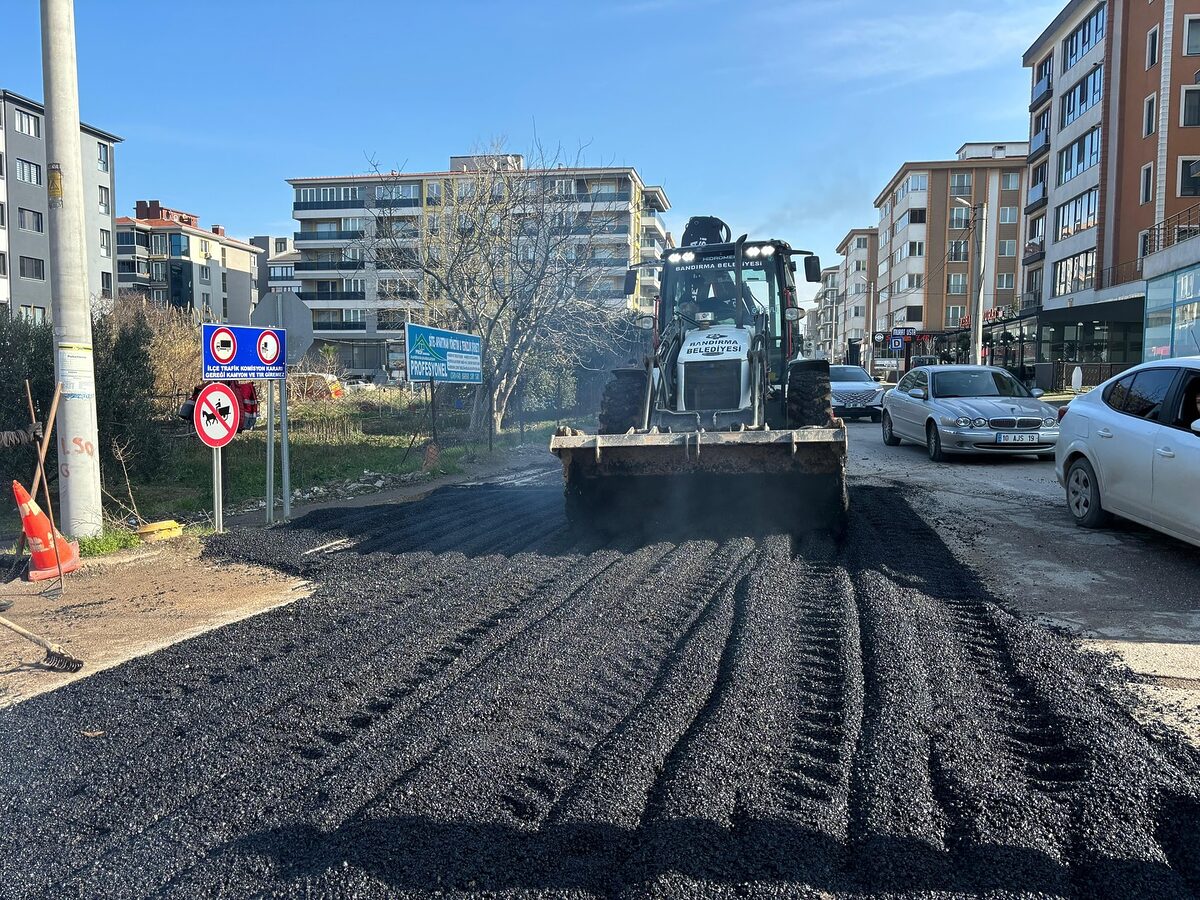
[
  {"xmin": 829, "ymin": 365, "xmax": 886, "ymax": 422},
  {"xmin": 1055, "ymin": 356, "xmax": 1200, "ymax": 547}
]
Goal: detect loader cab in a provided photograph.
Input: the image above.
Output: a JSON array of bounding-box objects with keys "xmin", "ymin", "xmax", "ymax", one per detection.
[{"xmin": 658, "ymin": 242, "xmax": 796, "ymax": 385}]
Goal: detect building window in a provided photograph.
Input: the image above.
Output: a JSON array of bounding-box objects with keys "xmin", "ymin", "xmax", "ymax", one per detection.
[
  {"xmin": 999, "ymin": 240, "xmax": 1017, "ymax": 257},
  {"xmin": 1186, "ymin": 16, "xmax": 1200, "ymax": 55},
  {"xmin": 151, "ymin": 261, "xmax": 166, "ymax": 281},
  {"xmin": 950, "ymin": 173, "xmax": 972, "ymax": 197},
  {"xmin": 0, "ymin": 203, "xmax": 4, "ymax": 228},
  {"xmin": 169, "ymin": 233, "xmax": 190, "ymax": 257},
  {"xmin": 999, "ymin": 206, "xmax": 1018, "ymax": 224},
  {"xmin": 947, "ymin": 305, "xmax": 966, "ymax": 325},
  {"xmin": 199, "ymin": 264, "xmax": 211, "ymax": 282},
  {"xmin": 274, "ymin": 238, "xmax": 287, "ymax": 253},
  {"xmin": 904, "ymin": 274, "xmax": 923, "ymax": 290},
  {"xmin": 1061, "ymin": 64, "xmax": 1104, "ymax": 128},
  {"xmin": 1052, "ymin": 248, "xmax": 1096, "ymax": 296},
  {"xmin": 1147, "ymin": 26, "xmax": 1160, "ymax": 68},
  {"xmin": 948, "ymin": 240, "xmax": 969, "ymax": 262},
  {"xmin": 101, "ymin": 271, "xmax": 112, "ymax": 299},
  {"xmin": 1141, "ymin": 164, "xmax": 1154, "ymax": 205},
  {"xmin": 221, "ymin": 272, "xmax": 228, "ymax": 292},
  {"xmin": 1055, "ymin": 187, "xmax": 1099, "ymax": 240},
  {"xmin": 15, "ymin": 159, "xmax": 42, "ymax": 185},
  {"xmin": 855, "ymin": 236, "xmax": 869, "ymax": 249},
  {"xmin": 1058, "ymin": 127, "xmax": 1102, "ymax": 185},
  {"xmin": 269, "ymin": 265, "xmax": 294, "ymax": 279},
  {"xmin": 19, "ymin": 256, "xmax": 45, "ymax": 280},
  {"xmin": 98, "ymin": 185, "xmax": 110, "ymax": 215},
  {"xmin": 0, "ymin": 252, "xmax": 6, "ymax": 276},
  {"xmin": 1139, "ymin": 231, "xmax": 1152, "ymax": 258},
  {"xmin": 1182, "ymin": 86, "xmax": 1200, "ymax": 128},
  {"xmin": 18, "ymin": 208, "xmax": 44, "ymax": 233},
  {"xmin": 997, "ymin": 273, "xmax": 1015, "ymax": 290},
  {"xmin": 99, "ymin": 229, "xmax": 111, "ymax": 258},
  {"xmin": 152, "ymin": 288, "xmax": 166, "ymax": 304},
  {"xmin": 1145, "ymin": 94, "xmax": 1157, "ymax": 137},
  {"xmin": 947, "ymin": 273, "xmax": 967, "ymax": 295},
  {"xmin": 1062, "ymin": 4, "xmax": 1106, "ymax": 73},
  {"xmin": 97, "ymin": 143, "xmax": 109, "ymax": 172},
  {"xmin": 1001, "ymin": 172, "xmax": 1020, "ymax": 191},
  {"xmin": 949, "ymin": 206, "xmax": 971, "ymax": 229},
  {"xmin": 200, "ymin": 239, "xmax": 210, "ymax": 255},
  {"xmin": 1180, "ymin": 158, "xmax": 1200, "ymax": 197},
  {"xmin": 14, "ymin": 110, "xmax": 40, "ymax": 138}
]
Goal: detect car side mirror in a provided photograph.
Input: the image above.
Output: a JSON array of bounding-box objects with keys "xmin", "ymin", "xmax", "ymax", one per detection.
[
  {"xmin": 1192, "ymin": 418, "xmax": 1200, "ymax": 435},
  {"xmin": 873, "ymin": 375, "xmax": 882, "ymax": 382},
  {"xmin": 908, "ymin": 388, "xmax": 927, "ymax": 400},
  {"xmin": 804, "ymin": 255, "xmax": 822, "ymax": 283},
  {"xmin": 1030, "ymin": 388, "xmax": 1045, "ymax": 398},
  {"xmin": 623, "ymin": 269, "xmax": 638, "ymax": 296}
]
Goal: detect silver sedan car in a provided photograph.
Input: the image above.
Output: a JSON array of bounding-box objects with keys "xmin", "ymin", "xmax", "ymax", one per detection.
[{"xmin": 881, "ymin": 365, "xmax": 1060, "ymax": 461}]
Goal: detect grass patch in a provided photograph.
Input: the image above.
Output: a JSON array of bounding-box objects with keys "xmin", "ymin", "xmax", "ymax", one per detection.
[{"xmin": 77, "ymin": 528, "xmax": 142, "ymax": 557}]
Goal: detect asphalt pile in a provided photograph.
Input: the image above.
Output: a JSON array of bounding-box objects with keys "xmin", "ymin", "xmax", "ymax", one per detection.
[{"xmin": 0, "ymin": 483, "xmax": 1198, "ymax": 898}]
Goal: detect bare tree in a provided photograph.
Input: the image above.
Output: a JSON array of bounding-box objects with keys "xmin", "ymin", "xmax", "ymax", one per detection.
[{"xmin": 355, "ymin": 141, "xmax": 635, "ymax": 433}]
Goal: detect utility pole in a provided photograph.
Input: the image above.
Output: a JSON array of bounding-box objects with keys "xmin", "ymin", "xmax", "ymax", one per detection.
[
  {"xmin": 960, "ymin": 198, "xmax": 988, "ymax": 366},
  {"xmin": 41, "ymin": 0, "xmax": 102, "ymax": 537}
]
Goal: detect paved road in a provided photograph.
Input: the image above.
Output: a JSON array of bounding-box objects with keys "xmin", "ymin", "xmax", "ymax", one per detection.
[{"xmin": 2, "ymin": 453, "xmax": 1200, "ymax": 897}]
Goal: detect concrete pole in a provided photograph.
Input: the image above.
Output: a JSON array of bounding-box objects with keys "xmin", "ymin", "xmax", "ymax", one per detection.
[
  {"xmin": 971, "ymin": 202, "xmax": 987, "ymax": 366},
  {"xmin": 41, "ymin": 0, "xmax": 102, "ymax": 537}
]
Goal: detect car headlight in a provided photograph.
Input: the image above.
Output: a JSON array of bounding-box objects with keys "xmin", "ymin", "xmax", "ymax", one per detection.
[
  {"xmin": 761, "ymin": 244, "xmax": 776, "ymax": 256},
  {"xmin": 1042, "ymin": 417, "xmax": 1057, "ymax": 428},
  {"xmin": 972, "ymin": 417, "xmax": 987, "ymax": 428},
  {"xmin": 955, "ymin": 416, "xmax": 971, "ymax": 428},
  {"xmin": 744, "ymin": 245, "xmax": 761, "ymax": 258}
]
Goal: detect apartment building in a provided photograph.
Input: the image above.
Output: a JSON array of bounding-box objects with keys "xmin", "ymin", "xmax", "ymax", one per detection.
[
  {"xmin": 835, "ymin": 228, "xmax": 878, "ymax": 366},
  {"xmin": 0, "ymin": 90, "xmax": 120, "ymax": 320},
  {"xmin": 873, "ymin": 143, "xmax": 1029, "ymax": 367},
  {"xmin": 815, "ymin": 266, "xmax": 841, "ymax": 360},
  {"xmin": 115, "ymin": 200, "xmax": 260, "ymax": 324},
  {"xmin": 285, "ymin": 155, "xmax": 670, "ymax": 377},
  {"xmin": 249, "ymin": 235, "xmax": 301, "ymax": 298},
  {"xmin": 1021, "ymin": 0, "xmax": 1200, "ymax": 376}
]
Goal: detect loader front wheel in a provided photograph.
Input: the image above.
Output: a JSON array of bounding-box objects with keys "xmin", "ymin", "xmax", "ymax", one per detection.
[
  {"xmin": 786, "ymin": 362, "xmax": 835, "ymax": 428},
  {"xmin": 598, "ymin": 369, "xmax": 648, "ymax": 435}
]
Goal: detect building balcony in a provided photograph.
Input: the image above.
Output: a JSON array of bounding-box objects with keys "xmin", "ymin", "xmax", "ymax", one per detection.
[
  {"xmin": 550, "ymin": 224, "xmax": 630, "ymax": 236},
  {"xmin": 293, "ymin": 198, "xmax": 366, "ymax": 211},
  {"xmin": 1029, "ymin": 74, "xmax": 1052, "ymax": 111},
  {"xmin": 561, "ymin": 191, "xmax": 631, "ymax": 204},
  {"xmin": 1021, "ymin": 290, "xmax": 1042, "ymax": 310},
  {"xmin": 372, "ymin": 197, "xmax": 423, "ymax": 209},
  {"xmin": 1024, "ymin": 183, "xmax": 1047, "ymax": 214},
  {"xmin": 294, "ymin": 259, "xmax": 365, "ymax": 272},
  {"xmin": 1022, "ymin": 239, "xmax": 1045, "ymax": 266},
  {"xmin": 313, "ymin": 320, "xmax": 368, "ymax": 331},
  {"xmin": 297, "ymin": 291, "xmax": 367, "ymax": 302},
  {"xmin": 294, "ymin": 230, "xmax": 364, "ymax": 243},
  {"xmin": 1027, "ymin": 130, "xmax": 1050, "ymax": 162}
]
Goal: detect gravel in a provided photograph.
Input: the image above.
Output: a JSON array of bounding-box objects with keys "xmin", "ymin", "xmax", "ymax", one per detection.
[{"xmin": 1, "ymin": 481, "xmax": 1198, "ymax": 898}]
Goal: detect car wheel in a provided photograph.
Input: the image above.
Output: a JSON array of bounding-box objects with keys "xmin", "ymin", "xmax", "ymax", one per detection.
[
  {"xmin": 882, "ymin": 412, "xmax": 901, "ymax": 446},
  {"xmin": 1066, "ymin": 457, "xmax": 1110, "ymax": 528},
  {"xmin": 926, "ymin": 422, "xmax": 946, "ymax": 462}
]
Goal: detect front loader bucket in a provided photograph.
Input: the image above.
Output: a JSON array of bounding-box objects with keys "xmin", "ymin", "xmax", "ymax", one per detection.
[{"xmin": 549, "ymin": 426, "xmax": 848, "ymax": 536}]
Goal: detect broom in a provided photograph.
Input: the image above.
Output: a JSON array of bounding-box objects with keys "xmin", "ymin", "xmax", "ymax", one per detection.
[{"xmin": 5, "ymin": 383, "xmax": 61, "ymax": 581}]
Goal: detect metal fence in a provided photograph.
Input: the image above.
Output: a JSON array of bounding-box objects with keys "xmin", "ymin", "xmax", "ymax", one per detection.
[
  {"xmin": 1145, "ymin": 202, "xmax": 1200, "ymax": 256},
  {"xmin": 1051, "ymin": 360, "xmax": 1137, "ymax": 392}
]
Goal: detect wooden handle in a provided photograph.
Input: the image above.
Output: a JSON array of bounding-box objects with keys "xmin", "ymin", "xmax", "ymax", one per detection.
[{"xmin": 0, "ymin": 614, "xmax": 54, "ymax": 653}]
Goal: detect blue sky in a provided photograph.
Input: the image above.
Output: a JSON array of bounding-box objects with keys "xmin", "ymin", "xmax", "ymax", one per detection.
[{"xmin": 3, "ymin": 0, "xmax": 1058, "ymax": 282}]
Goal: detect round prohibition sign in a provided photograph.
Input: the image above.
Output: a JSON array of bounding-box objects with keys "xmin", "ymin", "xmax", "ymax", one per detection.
[
  {"xmin": 210, "ymin": 327, "xmax": 237, "ymax": 365},
  {"xmin": 257, "ymin": 329, "xmax": 281, "ymax": 366},
  {"xmin": 193, "ymin": 382, "xmax": 241, "ymax": 449}
]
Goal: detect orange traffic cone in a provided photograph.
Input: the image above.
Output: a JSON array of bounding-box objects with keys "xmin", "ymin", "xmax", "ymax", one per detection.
[{"xmin": 12, "ymin": 481, "xmax": 79, "ymax": 582}]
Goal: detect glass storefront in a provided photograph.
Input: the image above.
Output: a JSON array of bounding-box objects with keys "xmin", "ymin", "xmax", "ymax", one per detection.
[{"xmin": 1146, "ymin": 262, "xmax": 1200, "ymax": 360}]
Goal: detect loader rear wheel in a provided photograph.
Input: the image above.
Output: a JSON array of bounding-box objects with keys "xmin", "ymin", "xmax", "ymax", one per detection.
[
  {"xmin": 786, "ymin": 362, "xmax": 834, "ymax": 428},
  {"xmin": 598, "ymin": 370, "xmax": 648, "ymax": 435}
]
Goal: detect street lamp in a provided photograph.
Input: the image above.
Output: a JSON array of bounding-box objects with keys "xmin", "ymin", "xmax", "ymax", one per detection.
[{"xmin": 955, "ymin": 196, "xmax": 987, "ymax": 366}]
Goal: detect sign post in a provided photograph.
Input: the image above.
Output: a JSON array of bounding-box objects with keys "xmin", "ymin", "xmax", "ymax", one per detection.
[
  {"xmin": 192, "ymin": 382, "xmax": 241, "ymax": 533},
  {"xmin": 202, "ymin": 323, "xmax": 288, "ymax": 522},
  {"xmin": 405, "ymin": 322, "xmax": 482, "ymax": 446}
]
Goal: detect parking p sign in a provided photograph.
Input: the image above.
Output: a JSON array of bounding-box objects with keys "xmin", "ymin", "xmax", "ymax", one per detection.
[{"xmin": 203, "ymin": 323, "xmax": 287, "ymax": 380}]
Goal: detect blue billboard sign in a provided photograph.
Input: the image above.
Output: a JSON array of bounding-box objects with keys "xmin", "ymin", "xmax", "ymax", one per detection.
[
  {"xmin": 404, "ymin": 323, "xmax": 482, "ymax": 384},
  {"xmin": 202, "ymin": 323, "xmax": 287, "ymax": 380}
]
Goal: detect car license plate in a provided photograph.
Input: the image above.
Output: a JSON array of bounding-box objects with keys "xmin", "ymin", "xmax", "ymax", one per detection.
[
  {"xmin": 846, "ymin": 402, "xmax": 863, "ymax": 409},
  {"xmin": 996, "ymin": 432, "xmax": 1038, "ymax": 444}
]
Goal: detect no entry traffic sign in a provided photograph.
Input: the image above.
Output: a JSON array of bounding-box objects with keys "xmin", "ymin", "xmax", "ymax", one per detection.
[
  {"xmin": 257, "ymin": 329, "xmax": 282, "ymax": 366},
  {"xmin": 209, "ymin": 327, "xmax": 237, "ymax": 366},
  {"xmin": 193, "ymin": 382, "xmax": 241, "ymax": 449}
]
